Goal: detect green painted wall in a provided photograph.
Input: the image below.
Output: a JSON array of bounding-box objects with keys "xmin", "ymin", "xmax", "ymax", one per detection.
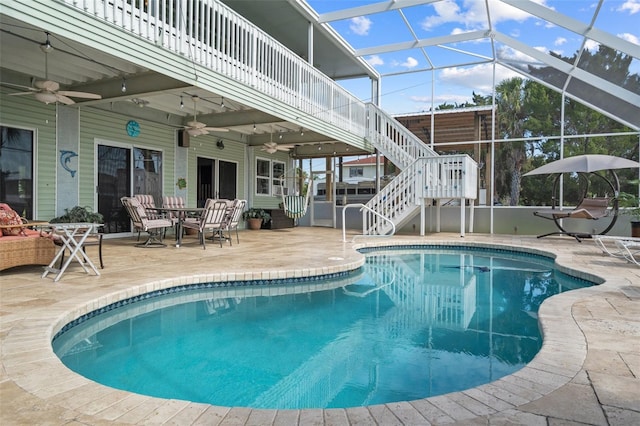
[
  {"xmin": 0, "ymin": 89, "xmax": 57, "ymax": 220},
  {"xmin": 1, "ymin": 89, "xmax": 256, "ymax": 223}
]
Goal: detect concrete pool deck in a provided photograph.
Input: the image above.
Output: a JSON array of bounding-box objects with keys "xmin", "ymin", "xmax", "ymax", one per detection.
[{"xmin": 1, "ymin": 228, "xmax": 638, "ymax": 425}]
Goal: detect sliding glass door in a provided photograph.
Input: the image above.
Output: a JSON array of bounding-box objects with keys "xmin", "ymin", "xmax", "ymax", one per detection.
[
  {"xmin": 97, "ymin": 143, "xmax": 162, "ymax": 234},
  {"xmin": 197, "ymin": 157, "xmax": 237, "ymax": 206}
]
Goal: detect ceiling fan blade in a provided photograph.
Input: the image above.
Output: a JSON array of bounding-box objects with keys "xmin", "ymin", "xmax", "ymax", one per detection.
[
  {"xmin": 203, "ymin": 127, "xmax": 229, "ymax": 132},
  {"xmin": 34, "ymin": 80, "xmax": 60, "ymax": 91},
  {"xmin": 1, "ymin": 82, "xmax": 36, "ymax": 91},
  {"xmin": 55, "ymin": 94, "xmax": 76, "ymax": 105},
  {"xmin": 186, "ymin": 120, "xmax": 206, "ymax": 129},
  {"xmin": 57, "ymin": 90, "xmax": 102, "ymax": 100},
  {"xmin": 8, "ymin": 91, "xmax": 37, "ymax": 96}
]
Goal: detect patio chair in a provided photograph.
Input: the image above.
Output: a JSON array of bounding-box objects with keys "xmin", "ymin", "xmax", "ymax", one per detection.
[
  {"xmin": 120, "ymin": 197, "xmax": 172, "ymax": 248},
  {"xmin": 223, "ymin": 199, "xmax": 246, "ymax": 245},
  {"xmin": 162, "ymin": 195, "xmax": 186, "ymax": 237},
  {"xmin": 181, "ymin": 199, "xmax": 228, "ymax": 249},
  {"xmin": 133, "ymin": 194, "xmax": 160, "ymax": 240}
]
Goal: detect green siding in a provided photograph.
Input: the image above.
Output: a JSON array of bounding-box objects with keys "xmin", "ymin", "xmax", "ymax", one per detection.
[
  {"xmin": 186, "ymin": 134, "xmax": 247, "ymax": 203},
  {"xmin": 1, "ymin": 88, "xmax": 250, "ymax": 219},
  {"xmin": 1, "ymin": 89, "xmax": 57, "ymax": 219},
  {"xmin": 79, "ymin": 109, "xmax": 177, "ymax": 207}
]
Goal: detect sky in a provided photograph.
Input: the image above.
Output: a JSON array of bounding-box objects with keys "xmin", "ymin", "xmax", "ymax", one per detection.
[{"xmin": 306, "ymin": 0, "xmax": 640, "ymax": 115}]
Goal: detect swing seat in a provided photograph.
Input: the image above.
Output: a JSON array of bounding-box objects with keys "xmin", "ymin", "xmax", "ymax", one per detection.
[
  {"xmin": 533, "ymin": 197, "xmax": 617, "ymax": 241},
  {"xmin": 533, "ymin": 197, "xmax": 611, "ymax": 221},
  {"xmin": 283, "ymin": 195, "xmax": 307, "ymax": 219}
]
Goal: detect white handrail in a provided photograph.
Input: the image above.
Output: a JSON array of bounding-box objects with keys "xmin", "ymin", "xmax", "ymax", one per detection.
[{"xmin": 342, "ymin": 203, "xmax": 395, "ymax": 242}]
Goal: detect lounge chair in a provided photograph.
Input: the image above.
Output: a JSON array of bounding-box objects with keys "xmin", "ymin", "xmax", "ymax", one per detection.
[
  {"xmin": 120, "ymin": 197, "xmax": 172, "ymax": 247},
  {"xmin": 181, "ymin": 199, "xmax": 228, "ymax": 249},
  {"xmin": 615, "ymin": 239, "xmax": 640, "ymax": 266},
  {"xmin": 593, "ymin": 235, "xmax": 640, "ymax": 267},
  {"xmin": 533, "ymin": 197, "xmax": 616, "ymax": 241}
]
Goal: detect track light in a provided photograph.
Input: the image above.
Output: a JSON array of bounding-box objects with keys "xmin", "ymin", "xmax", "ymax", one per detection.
[
  {"xmin": 180, "ymin": 96, "xmax": 184, "ymax": 109},
  {"xmin": 121, "ymin": 77, "xmax": 127, "ymax": 93},
  {"xmin": 253, "ymin": 123, "xmax": 256, "ymax": 131},
  {"xmin": 300, "ymin": 128, "xmax": 304, "ymax": 136},
  {"xmin": 40, "ymin": 32, "xmax": 53, "ymax": 53},
  {"xmin": 279, "ymin": 132, "xmax": 283, "ymax": 139},
  {"xmin": 220, "ymin": 97, "xmax": 225, "ymax": 108},
  {"xmin": 131, "ymin": 98, "xmax": 149, "ymax": 108}
]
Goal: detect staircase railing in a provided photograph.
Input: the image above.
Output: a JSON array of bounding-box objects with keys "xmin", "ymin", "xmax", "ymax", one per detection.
[
  {"xmin": 363, "ymin": 156, "xmax": 478, "ymax": 235},
  {"xmin": 342, "ymin": 203, "xmax": 395, "ymax": 242},
  {"xmin": 366, "ymin": 104, "xmax": 438, "ymax": 168}
]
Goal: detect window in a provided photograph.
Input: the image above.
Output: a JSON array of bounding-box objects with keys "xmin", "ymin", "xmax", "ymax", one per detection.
[
  {"xmin": 0, "ymin": 126, "xmax": 33, "ymax": 217},
  {"xmin": 349, "ymin": 167, "xmax": 364, "ymax": 178},
  {"xmin": 255, "ymin": 157, "xmax": 285, "ymax": 196}
]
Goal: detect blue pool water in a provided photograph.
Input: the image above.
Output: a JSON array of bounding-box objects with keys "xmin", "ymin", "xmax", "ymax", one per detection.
[{"xmin": 52, "ymin": 246, "xmax": 594, "ymax": 409}]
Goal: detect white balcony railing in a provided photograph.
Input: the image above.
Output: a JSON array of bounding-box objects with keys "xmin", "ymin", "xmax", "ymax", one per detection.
[{"xmin": 63, "ymin": 0, "xmax": 368, "ymax": 137}]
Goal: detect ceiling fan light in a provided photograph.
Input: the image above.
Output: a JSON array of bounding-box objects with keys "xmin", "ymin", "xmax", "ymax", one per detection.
[
  {"xmin": 40, "ymin": 32, "xmax": 53, "ymax": 53},
  {"xmin": 34, "ymin": 92, "xmax": 58, "ymax": 104}
]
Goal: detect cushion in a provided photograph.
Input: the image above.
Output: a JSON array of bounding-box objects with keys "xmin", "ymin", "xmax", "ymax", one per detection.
[{"xmin": 0, "ymin": 203, "xmax": 25, "ymax": 236}]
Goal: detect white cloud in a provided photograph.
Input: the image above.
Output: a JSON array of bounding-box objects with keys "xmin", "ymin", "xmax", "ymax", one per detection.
[
  {"xmin": 618, "ymin": 0, "xmax": 640, "ymax": 15},
  {"xmin": 366, "ymin": 55, "xmax": 384, "ymax": 66},
  {"xmin": 584, "ymin": 39, "xmax": 600, "ymax": 52},
  {"xmin": 439, "ymin": 63, "xmax": 520, "ymax": 93},
  {"xmin": 409, "ymin": 93, "xmax": 472, "ymax": 106},
  {"xmin": 497, "ymin": 46, "xmax": 538, "ymax": 62},
  {"xmin": 554, "ymin": 37, "xmax": 567, "ymax": 46},
  {"xmin": 401, "ymin": 57, "xmax": 419, "ymax": 68},
  {"xmin": 350, "ymin": 16, "xmax": 372, "ymax": 35},
  {"xmin": 421, "ymin": 0, "xmax": 551, "ymax": 31},
  {"xmin": 618, "ymin": 32, "xmax": 640, "ymax": 45}
]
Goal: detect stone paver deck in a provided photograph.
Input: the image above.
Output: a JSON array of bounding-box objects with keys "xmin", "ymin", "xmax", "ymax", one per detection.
[{"xmin": 1, "ymin": 228, "xmax": 638, "ymax": 425}]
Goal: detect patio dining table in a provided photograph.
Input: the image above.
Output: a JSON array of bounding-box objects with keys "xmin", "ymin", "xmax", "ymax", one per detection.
[{"xmin": 153, "ymin": 207, "xmax": 204, "ymax": 247}]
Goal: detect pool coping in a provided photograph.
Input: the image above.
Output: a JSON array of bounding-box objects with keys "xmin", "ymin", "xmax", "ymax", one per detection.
[{"xmin": 1, "ymin": 236, "xmax": 632, "ymax": 424}]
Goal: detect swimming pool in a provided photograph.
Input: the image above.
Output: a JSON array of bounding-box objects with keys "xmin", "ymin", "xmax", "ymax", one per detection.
[{"xmin": 52, "ymin": 245, "xmax": 594, "ymax": 409}]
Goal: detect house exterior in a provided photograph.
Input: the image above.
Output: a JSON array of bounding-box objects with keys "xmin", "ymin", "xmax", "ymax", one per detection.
[
  {"xmin": 0, "ymin": 0, "xmax": 379, "ymax": 234},
  {"xmin": 0, "ymin": 0, "xmax": 479, "ymax": 237},
  {"xmin": 341, "ymin": 156, "xmax": 386, "ymax": 184}
]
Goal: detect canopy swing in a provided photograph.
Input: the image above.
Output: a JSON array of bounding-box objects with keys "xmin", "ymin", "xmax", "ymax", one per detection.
[
  {"xmin": 531, "ymin": 171, "xmax": 619, "ymax": 241},
  {"xmin": 524, "ymin": 155, "xmax": 640, "ymax": 242},
  {"xmin": 279, "ymin": 168, "xmax": 312, "ymax": 220}
]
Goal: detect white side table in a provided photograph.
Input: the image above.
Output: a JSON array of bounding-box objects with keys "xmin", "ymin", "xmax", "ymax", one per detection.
[{"xmin": 42, "ymin": 223, "xmax": 104, "ymax": 282}]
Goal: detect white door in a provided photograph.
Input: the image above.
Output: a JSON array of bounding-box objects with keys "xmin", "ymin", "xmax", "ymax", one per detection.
[{"xmin": 310, "ymin": 170, "xmax": 335, "ymax": 227}]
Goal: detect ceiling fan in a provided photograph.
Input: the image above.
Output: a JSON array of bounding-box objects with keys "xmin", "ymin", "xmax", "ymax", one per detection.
[
  {"xmin": 184, "ymin": 95, "xmax": 229, "ymax": 136},
  {"xmin": 261, "ymin": 129, "xmax": 294, "ymax": 153},
  {"xmin": 6, "ymin": 42, "xmax": 101, "ymax": 105}
]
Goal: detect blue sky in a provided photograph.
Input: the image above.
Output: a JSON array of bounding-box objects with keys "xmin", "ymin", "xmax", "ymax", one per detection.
[{"xmin": 307, "ymin": 0, "xmax": 640, "ymax": 115}]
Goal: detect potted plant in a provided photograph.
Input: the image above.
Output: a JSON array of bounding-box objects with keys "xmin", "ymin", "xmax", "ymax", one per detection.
[
  {"xmin": 50, "ymin": 206, "xmax": 104, "ymax": 224},
  {"xmin": 242, "ymin": 208, "xmax": 271, "ymax": 230},
  {"xmin": 619, "ymin": 190, "xmax": 640, "ymax": 237}
]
